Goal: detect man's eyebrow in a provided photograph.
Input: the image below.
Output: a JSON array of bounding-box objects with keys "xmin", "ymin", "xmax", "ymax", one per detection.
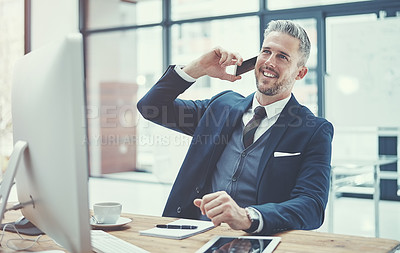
[
  {"xmin": 279, "ymin": 51, "xmax": 291, "ymax": 58},
  {"xmin": 261, "ymin": 47, "xmax": 291, "ymax": 58}
]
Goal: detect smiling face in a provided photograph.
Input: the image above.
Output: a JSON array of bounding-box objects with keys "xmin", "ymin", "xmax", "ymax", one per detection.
[{"xmin": 254, "ymin": 31, "xmax": 308, "ymax": 105}]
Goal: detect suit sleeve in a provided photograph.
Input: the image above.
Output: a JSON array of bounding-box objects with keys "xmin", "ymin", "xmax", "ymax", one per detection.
[
  {"xmin": 253, "ymin": 121, "xmax": 334, "ymax": 235},
  {"xmin": 137, "ymin": 65, "xmax": 210, "ymax": 136}
]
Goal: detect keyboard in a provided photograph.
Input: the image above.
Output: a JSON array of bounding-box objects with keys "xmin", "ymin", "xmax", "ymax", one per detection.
[{"xmin": 91, "ymin": 230, "xmax": 150, "ymax": 253}]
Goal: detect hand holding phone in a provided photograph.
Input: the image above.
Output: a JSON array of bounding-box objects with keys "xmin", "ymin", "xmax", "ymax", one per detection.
[{"xmin": 234, "ymin": 56, "xmax": 257, "ymax": 76}]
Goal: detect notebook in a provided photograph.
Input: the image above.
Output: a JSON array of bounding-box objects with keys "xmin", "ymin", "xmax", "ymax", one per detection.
[{"xmin": 139, "ymin": 218, "xmax": 214, "ymax": 240}]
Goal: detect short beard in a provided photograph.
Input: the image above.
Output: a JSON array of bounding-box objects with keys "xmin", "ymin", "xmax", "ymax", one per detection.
[
  {"xmin": 254, "ymin": 69, "xmax": 294, "ymax": 96},
  {"xmin": 255, "ymin": 76, "xmax": 288, "ymax": 96}
]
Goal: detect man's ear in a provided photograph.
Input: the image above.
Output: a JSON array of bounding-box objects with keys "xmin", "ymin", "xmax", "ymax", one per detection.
[{"xmin": 295, "ymin": 66, "xmax": 308, "ymax": 80}]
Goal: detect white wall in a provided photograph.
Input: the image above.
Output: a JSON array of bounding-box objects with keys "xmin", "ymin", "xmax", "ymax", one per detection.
[{"xmin": 31, "ymin": 0, "xmax": 79, "ymax": 50}]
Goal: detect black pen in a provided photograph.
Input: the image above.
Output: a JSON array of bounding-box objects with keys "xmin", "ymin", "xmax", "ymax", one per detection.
[{"xmin": 156, "ymin": 224, "xmax": 198, "ymax": 229}]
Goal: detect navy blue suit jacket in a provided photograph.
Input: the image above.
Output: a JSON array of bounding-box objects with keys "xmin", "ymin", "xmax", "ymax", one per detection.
[{"xmin": 137, "ymin": 66, "xmax": 334, "ymax": 235}]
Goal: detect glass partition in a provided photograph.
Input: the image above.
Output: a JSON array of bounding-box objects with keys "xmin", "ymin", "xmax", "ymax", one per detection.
[
  {"xmin": 326, "ymin": 14, "xmax": 400, "ymax": 203},
  {"xmin": 86, "ymin": 27, "xmax": 163, "ymax": 176}
]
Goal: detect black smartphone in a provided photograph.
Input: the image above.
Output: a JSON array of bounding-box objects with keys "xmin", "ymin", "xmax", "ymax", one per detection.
[{"xmin": 234, "ymin": 56, "xmax": 257, "ymax": 76}]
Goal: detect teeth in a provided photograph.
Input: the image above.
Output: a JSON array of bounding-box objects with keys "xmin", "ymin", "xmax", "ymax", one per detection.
[{"xmin": 263, "ymin": 72, "xmax": 276, "ymax": 78}]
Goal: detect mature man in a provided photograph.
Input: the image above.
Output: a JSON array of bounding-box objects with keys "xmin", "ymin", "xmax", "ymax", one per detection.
[{"xmin": 137, "ymin": 20, "xmax": 333, "ymax": 235}]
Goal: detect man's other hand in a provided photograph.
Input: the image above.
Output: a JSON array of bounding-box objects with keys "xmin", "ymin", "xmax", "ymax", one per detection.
[{"xmin": 193, "ymin": 191, "xmax": 251, "ymax": 230}]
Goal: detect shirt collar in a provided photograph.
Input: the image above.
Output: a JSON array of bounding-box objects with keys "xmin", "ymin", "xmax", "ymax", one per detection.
[{"xmin": 251, "ymin": 94, "xmax": 291, "ymax": 119}]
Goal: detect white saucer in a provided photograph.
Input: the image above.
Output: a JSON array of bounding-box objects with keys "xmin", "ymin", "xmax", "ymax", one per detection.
[{"xmin": 90, "ymin": 217, "xmax": 132, "ymax": 229}]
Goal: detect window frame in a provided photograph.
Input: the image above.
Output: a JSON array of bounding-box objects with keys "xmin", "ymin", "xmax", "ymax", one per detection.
[{"xmin": 78, "ymin": 0, "xmax": 400, "ymax": 118}]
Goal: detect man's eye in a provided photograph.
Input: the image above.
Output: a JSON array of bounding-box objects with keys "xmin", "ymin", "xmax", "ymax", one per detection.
[
  {"xmin": 279, "ymin": 54, "xmax": 288, "ymax": 61},
  {"xmin": 263, "ymin": 50, "xmax": 271, "ymax": 54}
]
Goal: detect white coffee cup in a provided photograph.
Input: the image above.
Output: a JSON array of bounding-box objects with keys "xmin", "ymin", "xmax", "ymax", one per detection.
[{"xmin": 93, "ymin": 202, "xmax": 122, "ymax": 224}]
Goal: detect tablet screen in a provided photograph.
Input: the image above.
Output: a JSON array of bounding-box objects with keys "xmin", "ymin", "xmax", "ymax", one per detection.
[{"xmin": 197, "ymin": 236, "xmax": 280, "ymax": 253}]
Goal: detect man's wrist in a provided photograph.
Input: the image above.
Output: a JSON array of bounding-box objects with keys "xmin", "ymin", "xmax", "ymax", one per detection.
[
  {"xmin": 174, "ymin": 65, "xmax": 197, "ymax": 82},
  {"xmin": 244, "ymin": 207, "xmax": 263, "ymax": 234}
]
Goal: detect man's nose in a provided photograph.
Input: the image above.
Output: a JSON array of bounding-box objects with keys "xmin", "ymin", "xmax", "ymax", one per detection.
[
  {"xmin": 264, "ymin": 54, "xmax": 276, "ymax": 68},
  {"xmin": 265, "ymin": 54, "xmax": 276, "ymax": 67},
  {"xmin": 264, "ymin": 54, "xmax": 276, "ymax": 67}
]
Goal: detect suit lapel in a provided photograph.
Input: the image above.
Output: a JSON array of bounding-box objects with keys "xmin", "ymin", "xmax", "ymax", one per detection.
[
  {"xmin": 222, "ymin": 93, "xmax": 253, "ymax": 135},
  {"xmin": 208, "ymin": 93, "xmax": 253, "ymax": 166},
  {"xmin": 256, "ymin": 95, "xmax": 301, "ymax": 182}
]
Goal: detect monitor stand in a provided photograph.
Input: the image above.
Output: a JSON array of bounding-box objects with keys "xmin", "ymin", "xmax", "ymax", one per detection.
[
  {"xmin": 0, "ymin": 216, "xmax": 44, "ymax": 235},
  {"xmin": 0, "ymin": 141, "xmax": 28, "ymax": 224}
]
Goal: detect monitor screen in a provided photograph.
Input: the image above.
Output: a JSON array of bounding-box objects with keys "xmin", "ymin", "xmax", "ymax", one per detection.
[{"xmin": 11, "ymin": 33, "xmax": 92, "ymax": 252}]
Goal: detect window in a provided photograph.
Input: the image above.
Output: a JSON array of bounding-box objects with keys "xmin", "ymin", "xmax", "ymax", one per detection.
[
  {"xmin": 291, "ymin": 18, "xmax": 318, "ymax": 115},
  {"xmin": 86, "ymin": 0, "xmax": 162, "ymax": 30},
  {"xmin": 85, "ymin": 27, "xmax": 163, "ymax": 176},
  {"xmin": 0, "ymin": 0, "xmax": 24, "ymax": 175},
  {"xmin": 82, "ymin": 0, "xmax": 400, "ymax": 179},
  {"xmin": 171, "ymin": 16, "xmax": 259, "ymax": 95},
  {"xmin": 266, "ymin": 0, "xmax": 371, "ymax": 10},
  {"xmin": 171, "ymin": 0, "xmax": 258, "ymax": 20},
  {"xmin": 325, "ymin": 14, "xmax": 397, "ymax": 129}
]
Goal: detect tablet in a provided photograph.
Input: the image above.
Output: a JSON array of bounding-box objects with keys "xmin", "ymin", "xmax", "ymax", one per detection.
[{"xmin": 195, "ymin": 236, "xmax": 281, "ymax": 253}]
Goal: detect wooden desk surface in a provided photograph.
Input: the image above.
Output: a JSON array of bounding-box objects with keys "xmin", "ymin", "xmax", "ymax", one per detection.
[{"xmin": 1, "ymin": 210, "xmax": 399, "ymax": 253}]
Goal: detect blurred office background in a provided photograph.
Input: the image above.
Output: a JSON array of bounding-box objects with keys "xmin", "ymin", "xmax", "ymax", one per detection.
[{"xmin": 1, "ymin": 0, "xmax": 399, "ymax": 241}]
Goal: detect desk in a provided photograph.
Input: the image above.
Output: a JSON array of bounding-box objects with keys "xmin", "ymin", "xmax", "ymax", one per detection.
[
  {"xmin": 330, "ymin": 156, "xmax": 399, "ymax": 237},
  {"xmin": 1, "ymin": 210, "xmax": 399, "ymax": 252}
]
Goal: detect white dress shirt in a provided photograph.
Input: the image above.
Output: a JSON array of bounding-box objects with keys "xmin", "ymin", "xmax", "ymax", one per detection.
[{"xmin": 243, "ymin": 95, "xmax": 290, "ymax": 142}]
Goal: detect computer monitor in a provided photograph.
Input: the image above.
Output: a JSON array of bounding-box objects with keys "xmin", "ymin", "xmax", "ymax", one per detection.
[{"xmin": 7, "ymin": 33, "xmax": 91, "ymax": 252}]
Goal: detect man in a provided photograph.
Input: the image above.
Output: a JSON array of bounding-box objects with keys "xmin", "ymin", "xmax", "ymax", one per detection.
[{"xmin": 137, "ymin": 20, "xmax": 333, "ymax": 235}]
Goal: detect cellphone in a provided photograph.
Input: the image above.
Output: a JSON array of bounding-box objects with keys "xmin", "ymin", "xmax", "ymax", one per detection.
[{"xmin": 234, "ymin": 56, "xmax": 257, "ymax": 76}]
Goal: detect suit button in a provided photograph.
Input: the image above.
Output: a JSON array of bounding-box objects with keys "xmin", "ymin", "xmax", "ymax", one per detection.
[
  {"xmin": 195, "ymin": 187, "xmax": 200, "ymax": 194},
  {"xmin": 232, "ymin": 177, "xmax": 237, "ymax": 182},
  {"xmin": 177, "ymin": 206, "xmax": 182, "ymax": 214}
]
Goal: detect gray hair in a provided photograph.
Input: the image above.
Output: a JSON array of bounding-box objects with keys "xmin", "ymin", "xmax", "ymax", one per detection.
[{"xmin": 264, "ymin": 20, "xmax": 311, "ymax": 67}]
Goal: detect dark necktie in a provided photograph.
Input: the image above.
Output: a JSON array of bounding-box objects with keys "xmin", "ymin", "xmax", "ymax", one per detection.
[{"xmin": 243, "ymin": 106, "xmax": 267, "ymax": 149}]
